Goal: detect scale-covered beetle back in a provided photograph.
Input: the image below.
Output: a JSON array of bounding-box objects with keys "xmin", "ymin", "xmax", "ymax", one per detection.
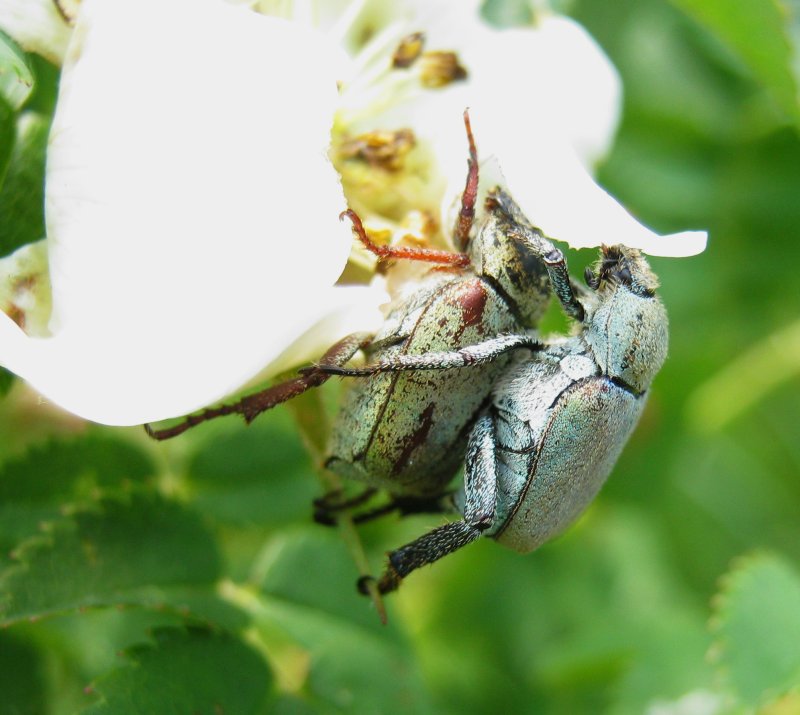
[{"xmin": 584, "ymin": 246, "xmax": 668, "ymax": 394}]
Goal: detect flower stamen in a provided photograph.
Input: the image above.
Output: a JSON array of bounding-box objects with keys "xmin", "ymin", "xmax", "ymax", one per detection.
[
  {"xmin": 392, "ymin": 32, "xmax": 425, "ymax": 69},
  {"xmin": 419, "ymin": 51, "xmax": 468, "ymax": 88},
  {"xmin": 339, "ymin": 128, "xmax": 416, "ymax": 172}
]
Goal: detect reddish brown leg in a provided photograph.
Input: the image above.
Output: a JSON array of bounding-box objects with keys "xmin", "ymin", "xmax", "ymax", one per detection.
[
  {"xmin": 454, "ymin": 108, "xmax": 479, "ymax": 251},
  {"xmin": 341, "ymin": 209, "xmax": 470, "ymax": 268},
  {"xmin": 144, "ymin": 332, "xmax": 374, "ymax": 440}
]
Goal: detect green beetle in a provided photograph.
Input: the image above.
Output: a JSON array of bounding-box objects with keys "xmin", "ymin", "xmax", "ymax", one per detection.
[
  {"xmin": 146, "ymin": 115, "xmax": 560, "ymax": 509},
  {"xmin": 332, "ymin": 242, "xmax": 668, "ymax": 593},
  {"xmin": 147, "ymin": 117, "xmax": 669, "ymax": 596}
]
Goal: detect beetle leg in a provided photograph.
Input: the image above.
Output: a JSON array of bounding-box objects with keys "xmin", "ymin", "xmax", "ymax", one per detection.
[
  {"xmin": 453, "ymin": 108, "xmax": 479, "ymax": 251},
  {"xmin": 315, "ymin": 491, "xmax": 453, "ymax": 527},
  {"xmin": 361, "ymin": 414, "xmax": 497, "ymax": 594},
  {"xmin": 318, "ymin": 334, "xmax": 542, "ymax": 377},
  {"xmin": 312, "ymin": 486, "xmax": 378, "ymax": 525},
  {"xmin": 342, "ymin": 209, "xmax": 470, "ymax": 268},
  {"xmin": 313, "ymin": 486, "xmax": 378, "ymax": 512},
  {"xmin": 352, "ymin": 493, "xmax": 453, "ymax": 524},
  {"xmin": 144, "ymin": 331, "xmax": 374, "ymax": 440},
  {"xmin": 509, "ymin": 225, "xmax": 586, "ymax": 321},
  {"xmin": 540, "ymin": 245, "xmax": 586, "ymax": 322},
  {"xmin": 486, "ymin": 192, "xmax": 584, "ymax": 322}
]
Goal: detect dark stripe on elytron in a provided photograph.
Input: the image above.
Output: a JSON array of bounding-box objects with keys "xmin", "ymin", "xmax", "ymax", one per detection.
[
  {"xmin": 391, "ymin": 402, "xmax": 435, "ymax": 477},
  {"xmin": 394, "ymin": 374, "xmax": 500, "ymax": 494},
  {"xmin": 361, "ymin": 276, "xmax": 463, "ymax": 461}
]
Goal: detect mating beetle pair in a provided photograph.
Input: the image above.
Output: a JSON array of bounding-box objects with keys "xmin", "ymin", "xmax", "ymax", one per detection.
[{"xmin": 147, "ymin": 114, "xmax": 668, "ymax": 595}]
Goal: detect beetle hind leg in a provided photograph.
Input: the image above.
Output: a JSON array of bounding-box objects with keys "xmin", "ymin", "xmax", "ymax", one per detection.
[
  {"xmin": 361, "ymin": 413, "xmax": 498, "ymax": 594},
  {"xmin": 314, "ymin": 490, "xmax": 453, "ymax": 527},
  {"xmin": 318, "ymin": 333, "xmax": 542, "ymax": 377},
  {"xmin": 313, "ymin": 487, "xmax": 379, "ymax": 525},
  {"xmin": 144, "ymin": 331, "xmax": 374, "ymax": 440},
  {"xmin": 361, "ymin": 520, "xmax": 486, "ymax": 595}
]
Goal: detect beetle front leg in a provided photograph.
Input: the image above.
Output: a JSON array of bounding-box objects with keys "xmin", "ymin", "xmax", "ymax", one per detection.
[
  {"xmin": 316, "ymin": 334, "xmax": 542, "ymax": 377},
  {"xmin": 362, "ymin": 414, "xmax": 498, "ymax": 594},
  {"xmin": 487, "ymin": 191, "xmax": 585, "ymax": 322},
  {"xmin": 453, "ymin": 109, "xmax": 479, "ymax": 250},
  {"xmin": 145, "ymin": 331, "xmax": 374, "ymax": 440},
  {"xmin": 506, "ymin": 224, "xmax": 586, "ymax": 322},
  {"xmin": 342, "ymin": 209, "xmax": 470, "ymax": 268}
]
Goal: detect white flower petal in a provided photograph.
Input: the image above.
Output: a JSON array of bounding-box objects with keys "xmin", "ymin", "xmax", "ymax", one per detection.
[
  {"xmin": 515, "ymin": 16, "xmax": 621, "ymax": 165},
  {"xmin": 382, "ymin": 12, "xmax": 706, "ymax": 257},
  {"xmin": 0, "ymin": 0, "xmax": 352, "ymax": 425},
  {"xmin": 482, "ymin": 118, "xmax": 708, "ymax": 256},
  {"xmin": 458, "ymin": 16, "xmax": 707, "ymax": 256},
  {"xmin": 0, "ymin": 0, "xmax": 73, "ymax": 66}
]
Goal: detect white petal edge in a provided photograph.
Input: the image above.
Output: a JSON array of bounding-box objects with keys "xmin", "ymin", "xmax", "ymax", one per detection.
[
  {"xmin": 482, "ymin": 116, "xmax": 708, "ymax": 256},
  {"xmin": 399, "ymin": 15, "xmax": 707, "ymax": 257},
  {"xmin": 464, "ymin": 17, "xmax": 707, "ymax": 256},
  {"xmin": 0, "ymin": 0, "xmax": 354, "ymax": 425}
]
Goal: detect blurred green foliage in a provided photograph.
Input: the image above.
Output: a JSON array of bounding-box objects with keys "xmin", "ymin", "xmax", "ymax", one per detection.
[{"xmin": 1, "ymin": 0, "xmax": 800, "ymax": 712}]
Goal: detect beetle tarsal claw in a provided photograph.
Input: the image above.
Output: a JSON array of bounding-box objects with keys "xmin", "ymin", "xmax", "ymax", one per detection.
[{"xmin": 356, "ymin": 574, "xmax": 379, "ymax": 595}]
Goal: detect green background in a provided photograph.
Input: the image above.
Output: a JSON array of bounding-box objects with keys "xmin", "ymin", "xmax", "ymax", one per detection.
[{"xmin": 1, "ymin": 0, "xmax": 800, "ymax": 712}]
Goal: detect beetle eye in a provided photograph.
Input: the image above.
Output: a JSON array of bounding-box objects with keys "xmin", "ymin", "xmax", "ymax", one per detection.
[{"xmin": 584, "ymin": 266, "xmax": 599, "ymax": 290}]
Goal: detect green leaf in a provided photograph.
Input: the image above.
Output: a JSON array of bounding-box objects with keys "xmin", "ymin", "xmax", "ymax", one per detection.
[
  {"xmin": 257, "ymin": 528, "xmax": 382, "ymax": 631},
  {"xmin": 83, "ymin": 627, "xmax": 272, "ymax": 715},
  {"xmin": 0, "ymin": 493, "xmax": 222, "ymax": 625},
  {"xmin": 0, "ymin": 31, "xmax": 34, "ymax": 111},
  {"xmin": 23, "ymin": 54, "xmax": 59, "ymax": 117},
  {"xmin": 240, "ymin": 528, "xmax": 434, "ymax": 713},
  {"xmin": 710, "ymin": 552, "xmax": 800, "ymax": 707},
  {"xmin": 669, "ymin": 0, "xmax": 799, "ymax": 122},
  {"xmin": 0, "ymin": 434, "xmax": 156, "ymax": 556},
  {"xmin": 0, "ymin": 630, "xmax": 48, "ymax": 715},
  {"xmin": 187, "ymin": 411, "xmax": 317, "ymax": 528},
  {"xmin": 0, "ymin": 97, "xmax": 17, "ymax": 190},
  {"xmin": 0, "ymin": 95, "xmax": 14, "ymax": 187},
  {"xmin": 0, "ymin": 111, "xmax": 49, "ymax": 257},
  {"xmin": 252, "ymin": 598, "xmax": 432, "ymax": 714},
  {"xmin": 0, "ymin": 434, "xmax": 155, "ymax": 503}
]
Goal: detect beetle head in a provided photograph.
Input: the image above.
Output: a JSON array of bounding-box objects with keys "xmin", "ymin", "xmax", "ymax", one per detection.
[
  {"xmin": 583, "ymin": 245, "xmax": 668, "ymax": 393},
  {"xmin": 583, "ymin": 245, "xmax": 659, "ymax": 297}
]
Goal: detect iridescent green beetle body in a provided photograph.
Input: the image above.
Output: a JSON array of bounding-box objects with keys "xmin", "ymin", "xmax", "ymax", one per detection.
[
  {"xmin": 145, "ymin": 119, "xmax": 670, "ymax": 598},
  {"xmin": 487, "ymin": 251, "xmax": 668, "ymax": 552},
  {"xmin": 327, "ymin": 189, "xmax": 552, "ymax": 497},
  {"xmin": 340, "ymin": 243, "xmax": 669, "ymax": 594}
]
